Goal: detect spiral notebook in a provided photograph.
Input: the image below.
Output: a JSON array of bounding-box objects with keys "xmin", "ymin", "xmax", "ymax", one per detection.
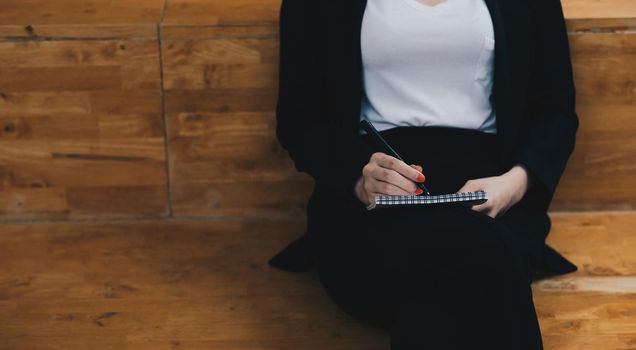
[{"xmin": 366, "ymin": 190, "xmax": 488, "ymax": 211}]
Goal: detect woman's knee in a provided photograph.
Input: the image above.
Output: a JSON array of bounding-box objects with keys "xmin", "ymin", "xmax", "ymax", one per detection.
[
  {"xmin": 365, "ymin": 205, "xmax": 530, "ymax": 289},
  {"xmin": 317, "ymin": 266, "xmax": 397, "ymax": 330},
  {"xmin": 398, "ymin": 208, "xmax": 523, "ymax": 277},
  {"xmin": 390, "ymin": 301, "xmax": 460, "ymax": 349}
]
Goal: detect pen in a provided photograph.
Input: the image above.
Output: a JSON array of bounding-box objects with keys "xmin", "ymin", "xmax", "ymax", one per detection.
[{"xmin": 359, "ymin": 119, "xmax": 431, "ymax": 195}]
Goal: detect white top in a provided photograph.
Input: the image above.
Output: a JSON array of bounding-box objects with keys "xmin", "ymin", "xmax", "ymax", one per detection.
[{"xmin": 358, "ymin": 0, "xmax": 497, "ymax": 134}]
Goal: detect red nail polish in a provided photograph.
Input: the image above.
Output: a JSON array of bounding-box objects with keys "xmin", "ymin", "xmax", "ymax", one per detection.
[
  {"xmin": 415, "ymin": 188, "xmax": 423, "ymax": 195},
  {"xmin": 417, "ymin": 174, "xmax": 425, "ymax": 182}
]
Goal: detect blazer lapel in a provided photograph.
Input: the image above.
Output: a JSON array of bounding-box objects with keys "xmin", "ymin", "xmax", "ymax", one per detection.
[{"xmin": 483, "ymin": 0, "xmax": 515, "ymax": 159}]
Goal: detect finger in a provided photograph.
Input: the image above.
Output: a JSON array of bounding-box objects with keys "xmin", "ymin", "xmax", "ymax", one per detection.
[
  {"xmin": 471, "ymin": 203, "xmax": 488, "ymax": 212},
  {"xmin": 486, "ymin": 207, "xmax": 497, "ymax": 218},
  {"xmin": 369, "ymin": 178, "xmax": 416, "ymax": 196},
  {"xmin": 366, "ymin": 192, "xmax": 377, "ymax": 206},
  {"xmin": 367, "ymin": 177, "xmax": 416, "ymax": 196},
  {"xmin": 457, "ymin": 183, "xmax": 470, "ymax": 193},
  {"xmin": 474, "ymin": 204, "xmax": 498, "ymax": 219},
  {"xmin": 370, "ymin": 162, "xmax": 423, "ymax": 195},
  {"xmin": 410, "ymin": 164, "xmax": 423, "ymax": 173},
  {"xmin": 377, "ymin": 154, "xmax": 425, "ymax": 184},
  {"xmin": 471, "ymin": 203, "xmax": 485, "ymax": 211},
  {"xmin": 457, "ymin": 181, "xmax": 480, "ymax": 193}
]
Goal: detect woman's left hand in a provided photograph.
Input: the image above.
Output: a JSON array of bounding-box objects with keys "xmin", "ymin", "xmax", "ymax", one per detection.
[{"xmin": 456, "ymin": 164, "xmax": 533, "ymax": 218}]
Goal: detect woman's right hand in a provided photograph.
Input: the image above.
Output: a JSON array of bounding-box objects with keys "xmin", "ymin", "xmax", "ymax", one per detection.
[{"xmin": 354, "ymin": 152, "xmax": 427, "ymax": 206}]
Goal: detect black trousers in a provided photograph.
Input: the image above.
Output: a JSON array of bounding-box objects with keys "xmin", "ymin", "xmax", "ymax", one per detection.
[{"xmin": 310, "ymin": 126, "xmax": 544, "ymax": 350}]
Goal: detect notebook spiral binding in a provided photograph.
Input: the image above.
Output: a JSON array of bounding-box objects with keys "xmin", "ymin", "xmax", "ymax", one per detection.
[{"xmin": 366, "ymin": 190, "xmax": 488, "ymax": 211}]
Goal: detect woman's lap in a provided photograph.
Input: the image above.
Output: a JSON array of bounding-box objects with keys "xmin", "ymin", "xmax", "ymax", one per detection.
[
  {"xmin": 310, "ymin": 126, "xmax": 543, "ymax": 348},
  {"xmin": 315, "ymin": 200, "xmax": 530, "ymax": 314},
  {"xmin": 313, "ymin": 195, "xmax": 535, "ymax": 331}
]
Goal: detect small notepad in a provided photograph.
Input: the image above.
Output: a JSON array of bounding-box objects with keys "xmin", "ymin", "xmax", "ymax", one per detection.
[{"xmin": 366, "ymin": 190, "xmax": 488, "ymax": 210}]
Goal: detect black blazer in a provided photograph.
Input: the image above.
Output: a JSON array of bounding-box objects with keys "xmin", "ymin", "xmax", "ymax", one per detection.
[{"xmin": 270, "ymin": 0, "xmax": 579, "ymax": 279}]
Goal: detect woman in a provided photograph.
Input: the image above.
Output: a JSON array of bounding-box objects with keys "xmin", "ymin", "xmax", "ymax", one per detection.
[{"xmin": 271, "ymin": 0, "xmax": 579, "ymax": 348}]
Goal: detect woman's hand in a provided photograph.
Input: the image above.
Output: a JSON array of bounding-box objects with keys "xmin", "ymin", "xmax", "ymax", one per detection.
[
  {"xmin": 354, "ymin": 152, "xmax": 426, "ymax": 206},
  {"xmin": 457, "ymin": 164, "xmax": 533, "ymax": 218}
]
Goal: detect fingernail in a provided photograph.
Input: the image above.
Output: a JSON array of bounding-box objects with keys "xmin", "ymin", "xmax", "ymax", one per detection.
[
  {"xmin": 415, "ymin": 188, "xmax": 423, "ymax": 195},
  {"xmin": 417, "ymin": 174, "xmax": 425, "ymax": 182}
]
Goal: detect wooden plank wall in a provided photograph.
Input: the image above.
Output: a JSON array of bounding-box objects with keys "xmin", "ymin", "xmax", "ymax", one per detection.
[
  {"xmin": 0, "ymin": 21, "xmax": 168, "ymax": 220},
  {"xmin": 0, "ymin": 0, "xmax": 635, "ymax": 221},
  {"xmin": 162, "ymin": 25, "xmax": 315, "ymax": 218},
  {"xmin": 552, "ymin": 28, "xmax": 636, "ymax": 210}
]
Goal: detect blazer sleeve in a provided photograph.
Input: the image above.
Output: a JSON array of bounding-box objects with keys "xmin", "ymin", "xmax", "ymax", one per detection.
[
  {"xmin": 275, "ymin": 0, "xmax": 375, "ymax": 199},
  {"xmin": 509, "ymin": 0, "xmax": 579, "ymax": 208}
]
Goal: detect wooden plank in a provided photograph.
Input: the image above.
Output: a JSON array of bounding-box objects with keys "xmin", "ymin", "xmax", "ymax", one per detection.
[
  {"xmin": 546, "ymin": 212, "xmax": 636, "ymax": 276},
  {"xmin": 0, "ymin": 24, "xmax": 158, "ymax": 40},
  {"xmin": 567, "ymin": 18, "xmax": 636, "ymax": 33},
  {"xmin": 162, "ymin": 0, "xmax": 281, "ymax": 26},
  {"xmin": 535, "ymin": 276, "xmax": 636, "ymax": 293},
  {"xmin": 161, "ymin": 26, "xmax": 278, "ymax": 41},
  {"xmin": 533, "ymin": 291, "xmax": 636, "ymax": 350},
  {"xmin": 562, "ymin": 0, "xmax": 636, "ymax": 21},
  {"xmin": 0, "ymin": 0, "xmax": 166, "ymax": 26}
]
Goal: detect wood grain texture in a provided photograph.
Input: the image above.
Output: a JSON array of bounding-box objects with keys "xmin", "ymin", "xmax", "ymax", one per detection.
[
  {"xmin": 0, "ymin": 218, "xmax": 388, "ymax": 350},
  {"xmin": 0, "ymin": 0, "xmax": 165, "ymax": 26},
  {"xmin": 0, "ymin": 32, "xmax": 168, "ymax": 220},
  {"xmin": 534, "ymin": 292, "xmax": 636, "ymax": 350},
  {"xmin": 549, "ymin": 32, "xmax": 636, "ymax": 211},
  {"xmin": 562, "ymin": 0, "xmax": 636, "ymax": 21},
  {"xmin": 531, "ymin": 212, "xmax": 636, "ymax": 349},
  {"xmin": 161, "ymin": 25, "xmax": 313, "ymax": 218},
  {"xmin": 544, "ymin": 212, "xmax": 636, "ymax": 276},
  {"xmin": 3, "ymin": 0, "xmax": 633, "ymax": 28},
  {"xmin": 0, "ymin": 212, "xmax": 634, "ymax": 349},
  {"xmin": 0, "ymin": 24, "xmax": 158, "ymax": 40},
  {"xmin": 162, "ymin": 0, "xmax": 280, "ymax": 26}
]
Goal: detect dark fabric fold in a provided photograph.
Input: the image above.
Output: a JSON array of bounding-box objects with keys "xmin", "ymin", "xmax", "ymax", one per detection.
[{"xmin": 269, "ymin": 126, "xmax": 578, "ymax": 283}]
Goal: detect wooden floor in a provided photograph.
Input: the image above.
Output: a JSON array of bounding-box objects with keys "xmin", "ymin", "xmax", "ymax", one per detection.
[{"xmin": 1, "ymin": 212, "xmax": 635, "ymax": 349}]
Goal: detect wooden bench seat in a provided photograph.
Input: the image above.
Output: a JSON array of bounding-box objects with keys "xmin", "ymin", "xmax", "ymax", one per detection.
[
  {"xmin": 535, "ymin": 213, "xmax": 636, "ymax": 349},
  {"xmin": 0, "ymin": 212, "xmax": 635, "ymax": 349}
]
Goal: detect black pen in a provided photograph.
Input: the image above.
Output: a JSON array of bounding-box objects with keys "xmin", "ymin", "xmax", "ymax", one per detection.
[{"xmin": 359, "ymin": 119, "xmax": 431, "ymax": 195}]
